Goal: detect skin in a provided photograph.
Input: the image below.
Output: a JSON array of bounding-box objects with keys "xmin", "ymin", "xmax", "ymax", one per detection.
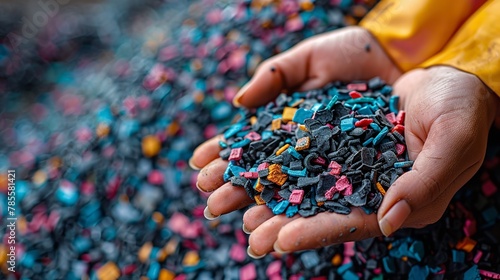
[{"xmin": 191, "ymin": 26, "xmax": 500, "ymax": 257}]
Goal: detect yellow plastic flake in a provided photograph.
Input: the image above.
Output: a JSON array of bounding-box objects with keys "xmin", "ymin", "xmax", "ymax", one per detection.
[
  {"xmin": 282, "ymin": 107, "xmax": 297, "ymax": 122},
  {"xmin": 298, "ymin": 124, "xmax": 308, "ymax": 131},
  {"xmin": 163, "ymin": 238, "xmax": 179, "ymax": 257},
  {"xmin": 456, "ymin": 236, "xmax": 477, "ymax": 253},
  {"xmin": 142, "ymin": 135, "xmax": 162, "ymax": 157},
  {"xmin": 295, "ymin": 137, "xmax": 311, "ymax": 151},
  {"xmin": 96, "ymin": 123, "xmax": 110, "ymax": 138},
  {"xmin": 138, "ymin": 242, "xmax": 153, "ymax": 263},
  {"xmin": 331, "ymin": 253, "xmax": 342, "ymax": 266},
  {"xmin": 276, "ymin": 144, "xmax": 290, "ymax": 155},
  {"xmin": 254, "ymin": 178, "xmax": 264, "ymax": 192},
  {"xmin": 254, "ymin": 195, "xmax": 266, "ymax": 205},
  {"xmin": 267, "ymin": 164, "xmax": 288, "ymax": 186},
  {"xmin": 32, "ymin": 170, "xmax": 48, "ymax": 186},
  {"xmin": 376, "ymin": 182, "xmax": 386, "ymax": 196},
  {"xmin": 183, "ymin": 251, "xmax": 200, "ymax": 266},
  {"xmin": 250, "ymin": 116, "xmax": 258, "ymax": 125},
  {"xmin": 97, "ymin": 262, "xmax": 121, "ymax": 280},
  {"xmin": 271, "ymin": 118, "xmax": 282, "ymax": 131},
  {"xmin": 159, "ymin": 269, "xmax": 176, "ymax": 280},
  {"xmin": 300, "ymin": 1, "xmax": 314, "ymax": 11}
]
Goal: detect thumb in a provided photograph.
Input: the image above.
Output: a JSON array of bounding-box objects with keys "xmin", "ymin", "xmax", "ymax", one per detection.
[{"xmin": 377, "ymin": 121, "xmax": 482, "ymax": 236}]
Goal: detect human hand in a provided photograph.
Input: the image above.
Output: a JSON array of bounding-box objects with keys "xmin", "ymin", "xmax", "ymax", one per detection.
[{"xmin": 188, "ymin": 26, "xmax": 484, "ymax": 256}]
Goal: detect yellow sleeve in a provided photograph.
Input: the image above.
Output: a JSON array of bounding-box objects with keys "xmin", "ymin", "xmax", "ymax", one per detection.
[
  {"xmin": 360, "ymin": 0, "xmax": 485, "ymax": 71},
  {"xmin": 420, "ymin": 0, "xmax": 500, "ymax": 95}
]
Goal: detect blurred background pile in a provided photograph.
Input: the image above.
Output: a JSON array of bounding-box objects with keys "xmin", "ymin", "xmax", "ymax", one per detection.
[{"xmin": 0, "ymin": 0, "xmax": 499, "ymax": 279}]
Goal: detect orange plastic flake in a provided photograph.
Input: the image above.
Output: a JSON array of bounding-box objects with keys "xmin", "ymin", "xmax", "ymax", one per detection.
[
  {"xmin": 402, "ymin": 256, "xmax": 408, "ymax": 262},
  {"xmin": 250, "ymin": 116, "xmax": 258, "ymax": 125},
  {"xmin": 298, "ymin": 124, "xmax": 308, "ymax": 131},
  {"xmin": 376, "ymin": 182, "xmax": 386, "ymax": 196},
  {"xmin": 271, "ymin": 119, "xmax": 282, "ymax": 131},
  {"xmin": 142, "ymin": 135, "xmax": 162, "ymax": 157},
  {"xmin": 254, "ymin": 178, "xmax": 264, "ymax": 192},
  {"xmin": 163, "ymin": 238, "xmax": 179, "ymax": 256},
  {"xmin": 290, "ymin": 98, "xmax": 304, "ymax": 107},
  {"xmin": 332, "ymin": 254, "xmax": 342, "ymax": 266},
  {"xmin": 254, "ymin": 195, "xmax": 266, "ymax": 205},
  {"xmin": 96, "ymin": 123, "xmax": 110, "ymax": 138},
  {"xmin": 183, "ymin": 251, "xmax": 200, "ymax": 266},
  {"xmin": 295, "ymin": 136, "xmax": 311, "ymax": 151},
  {"xmin": 300, "ymin": 1, "xmax": 314, "ymax": 11},
  {"xmin": 282, "ymin": 107, "xmax": 297, "ymax": 122},
  {"xmin": 138, "ymin": 242, "xmax": 153, "ymax": 263},
  {"xmin": 267, "ymin": 164, "xmax": 288, "ymax": 186},
  {"xmin": 96, "ymin": 262, "xmax": 120, "ymax": 280},
  {"xmin": 456, "ymin": 236, "xmax": 477, "ymax": 253},
  {"xmin": 159, "ymin": 269, "xmax": 176, "ymax": 280},
  {"xmin": 276, "ymin": 144, "xmax": 290, "ymax": 155},
  {"xmin": 152, "ymin": 212, "xmax": 164, "ymax": 224}
]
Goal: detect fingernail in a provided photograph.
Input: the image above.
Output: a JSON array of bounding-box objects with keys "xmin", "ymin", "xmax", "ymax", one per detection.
[
  {"xmin": 247, "ymin": 246, "xmax": 266, "ymax": 259},
  {"xmin": 379, "ymin": 199, "xmax": 411, "ymax": 237},
  {"xmin": 188, "ymin": 158, "xmax": 201, "ymax": 170},
  {"xmin": 203, "ymin": 206, "xmax": 220, "ymax": 220},
  {"xmin": 233, "ymin": 83, "xmax": 251, "ymax": 107},
  {"xmin": 196, "ymin": 181, "xmax": 210, "ymax": 193},
  {"xmin": 273, "ymin": 242, "xmax": 288, "ymax": 254},
  {"xmin": 242, "ymin": 223, "xmax": 252, "ymax": 234}
]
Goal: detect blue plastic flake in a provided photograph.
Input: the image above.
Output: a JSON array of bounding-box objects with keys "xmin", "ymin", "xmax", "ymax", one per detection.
[
  {"xmin": 375, "ymin": 97, "xmax": 386, "ymax": 107},
  {"xmin": 219, "ymin": 140, "xmax": 228, "ymax": 148},
  {"xmin": 235, "ymin": 130, "xmax": 250, "ymax": 138},
  {"xmin": 362, "ymin": 206, "xmax": 374, "ymax": 215},
  {"xmin": 342, "ymin": 270, "xmax": 359, "ymax": 280},
  {"xmin": 272, "ymin": 200, "xmax": 290, "ymax": 215},
  {"xmin": 452, "ymin": 250, "xmax": 465, "ymax": 263},
  {"xmin": 389, "ymin": 96, "xmax": 400, "ymax": 113},
  {"xmin": 409, "ymin": 240, "xmax": 424, "ymax": 261},
  {"xmin": 394, "ymin": 161, "xmax": 414, "ymax": 168},
  {"xmin": 340, "ymin": 118, "xmax": 356, "ymax": 132},
  {"xmin": 229, "ymin": 163, "xmax": 246, "ymax": 177},
  {"xmin": 357, "ymin": 105, "xmax": 373, "ymax": 115},
  {"xmin": 118, "ymin": 119, "xmax": 140, "ymax": 139},
  {"xmin": 224, "ymin": 123, "xmax": 244, "ymax": 139},
  {"xmin": 464, "ymin": 265, "xmax": 481, "ymax": 280},
  {"xmin": 281, "ymin": 166, "xmax": 290, "ymax": 173},
  {"xmin": 231, "ymin": 138, "xmax": 251, "ymax": 148},
  {"xmin": 301, "ymin": 251, "xmax": 320, "ymax": 269},
  {"xmin": 266, "ymin": 199, "xmax": 278, "ymax": 210},
  {"xmin": 287, "ymin": 168, "xmax": 307, "ymax": 177},
  {"xmin": 262, "ymin": 130, "xmax": 274, "ymax": 140},
  {"xmin": 96, "ymin": 106, "xmax": 114, "ymax": 124},
  {"xmin": 73, "ymin": 237, "xmax": 92, "ymax": 254},
  {"xmin": 408, "ymin": 265, "xmax": 429, "ymax": 280},
  {"xmin": 382, "ymin": 256, "xmax": 396, "ymax": 273},
  {"xmin": 369, "ymin": 122, "xmax": 381, "ymax": 132},
  {"xmin": 325, "ymin": 94, "xmax": 338, "ymax": 110},
  {"xmin": 337, "ymin": 261, "xmax": 353, "ymax": 275},
  {"xmin": 286, "ymin": 205, "xmax": 298, "ymax": 217},
  {"xmin": 293, "ymin": 108, "xmax": 314, "ymax": 124},
  {"xmin": 311, "ymin": 103, "xmax": 322, "ymax": 112},
  {"xmin": 372, "ymin": 126, "xmax": 389, "ymax": 146},
  {"xmin": 381, "ymin": 85, "xmax": 393, "ymax": 95},
  {"xmin": 147, "ymin": 261, "xmax": 160, "ymax": 279},
  {"xmin": 481, "ymin": 206, "xmax": 498, "ymax": 226},
  {"xmin": 20, "ymin": 252, "xmax": 36, "ymax": 268},
  {"xmin": 287, "ymin": 146, "xmax": 303, "ymax": 159},
  {"xmin": 345, "ymin": 97, "xmax": 375, "ymax": 105},
  {"xmin": 362, "ymin": 137, "xmax": 374, "ymax": 147},
  {"xmin": 212, "ymin": 102, "xmax": 233, "ymax": 121}
]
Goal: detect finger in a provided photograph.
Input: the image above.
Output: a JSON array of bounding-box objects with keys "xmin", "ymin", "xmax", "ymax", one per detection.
[
  {"xmin": 377, "ymin": 120, "xmax": 483, "ymax": 236},
  {"xmin": 189, "ymin": 135, "xmax": 223, "ymax": 170},
  {"xmin": 242, "ymin": 205, "xmax": 274, "ymax": 233},
  {"xmin": 233, "ymin": 40, "xmax": 314, "ymax": 108},
  {"xmin": 247, "ymin": 214, "xmax": 300, "ymax": 257},
  {"xmin": 273, "ymin": 208, "xmax": 381, "ymax": 253},
  {"xmin": 196, "ymin": 158, "xmax": 227, "ymax": 192},
  {"xmin": 205, "ymin": 182, "xmax": 254, "ymax": 218}
]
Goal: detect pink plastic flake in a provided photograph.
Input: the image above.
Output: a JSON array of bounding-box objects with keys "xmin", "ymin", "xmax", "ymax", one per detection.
[{"xmin": 289, "ymin": 189, "xmax": 305, "ymax": 204}]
